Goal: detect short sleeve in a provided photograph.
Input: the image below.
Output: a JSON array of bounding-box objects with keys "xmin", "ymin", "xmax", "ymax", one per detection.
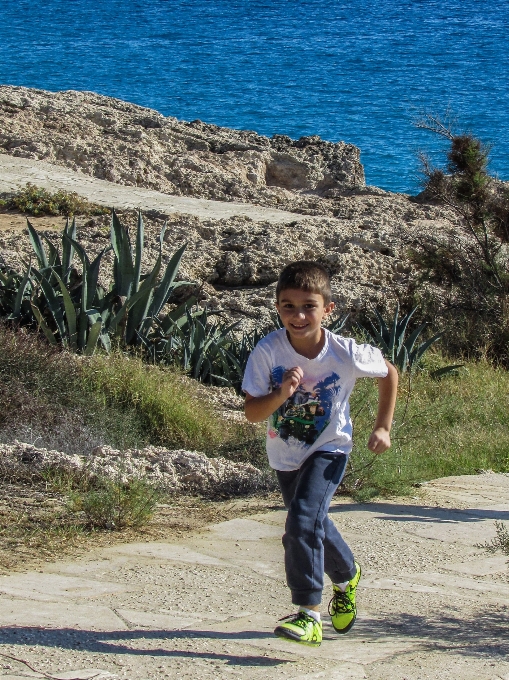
[
  {"xmin": 351, "ymin": 341, "xmax": 388, "ymax": 378},
  {"xmin": 241, "ymin": 341, "xmax": 273, "ymax": 397}
]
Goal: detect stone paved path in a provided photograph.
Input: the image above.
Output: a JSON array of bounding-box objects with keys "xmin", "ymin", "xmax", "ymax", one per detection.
[
  {"xmin": 0, "ymin": 153, "xmax": 307, "ymax": 224},
  {"xmin": 1, "ymin": 474, "xmax": 509, "ymax": 680}
]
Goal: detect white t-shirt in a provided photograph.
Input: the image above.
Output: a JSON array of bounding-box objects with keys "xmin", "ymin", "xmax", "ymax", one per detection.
[{"xmin": 242, "ymin": 328, "xmax": 388, "ymax": 471}]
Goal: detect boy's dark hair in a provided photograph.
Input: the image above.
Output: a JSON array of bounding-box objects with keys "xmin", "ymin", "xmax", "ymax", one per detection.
[{"xmin": 276, "ymin": 261, "xmax": 332, "ymax": 305}]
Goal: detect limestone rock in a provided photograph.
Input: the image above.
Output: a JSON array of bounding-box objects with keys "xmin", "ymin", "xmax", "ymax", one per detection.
[
  {"xmin": 0, "ymin": 85, "xmax": 364, "ymax": 215},
  {"xmin": 0, "ymin": 441, "xmax": 268, "ymax": 496},
  {"xmin": 0, "ymin": 86, "xmax": 478, "ymax": 329}
]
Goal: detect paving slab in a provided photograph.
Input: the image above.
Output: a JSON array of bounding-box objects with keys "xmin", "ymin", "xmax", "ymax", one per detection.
[
  {"xmin": 0, "ymin": 574, "xmax": 129, "ymax": 602},
  {"xmin": 442, "ymin": 555, "xmax": 508, "ymax": 575},
  {"xmin": 0, "ymin": 474, "xmax": 509, "ymax": 679},
  {"xmin": 0, "ymin": 154, "xmax": 308, "ymax": 224},
  {"xmin": 0, "ymin": 598, "xmax": 126, "ymax": 631}
]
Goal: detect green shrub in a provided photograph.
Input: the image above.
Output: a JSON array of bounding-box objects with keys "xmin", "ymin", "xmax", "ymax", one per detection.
[
  {"xmin": 68, "ymin": 477, "xmax": 160, "ymax": 530},
  {"xmin": 415, "ymin": 115, "xmax": 509, "ymax": 363},
  {"xmin": 0, "ymin": 183, "xmax": 109, "ymax": 216}
]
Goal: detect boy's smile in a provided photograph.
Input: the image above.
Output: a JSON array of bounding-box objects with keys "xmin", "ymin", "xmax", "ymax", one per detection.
[{"xmin": 276, "ymin": 288, "xmax": 335, "ymax": 357}]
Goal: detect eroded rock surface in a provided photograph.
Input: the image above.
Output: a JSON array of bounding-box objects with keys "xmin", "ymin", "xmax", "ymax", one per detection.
[
  {"xmin": 0, "ymin": 85, "xmax": 364, "ymax": 215},
  {"xmin": 0, "ymin": 86, "xmax": 474, "ymax": 328},
  {"xmin": 0, "ymin": 203, "xmax": 464, "ymax": 331}
]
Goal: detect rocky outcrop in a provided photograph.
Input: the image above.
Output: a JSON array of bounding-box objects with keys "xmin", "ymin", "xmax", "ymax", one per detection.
[
  {"xmin": 0, "ymin": 86, "xmax": 471, "ymax": 328},
  {"xmin": 0, "ymin": 441, "xmax": 269, "ymax": 496},
  {"xmin": 0, "ymin": 85, "xmax": 364, "ymax": 215},
  {"xmin": 0, "ymin": 200, "xmax": 463, "ymax": 330}
]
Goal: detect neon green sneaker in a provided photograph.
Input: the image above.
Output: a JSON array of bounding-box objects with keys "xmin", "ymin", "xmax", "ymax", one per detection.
[
  {"xmin": 274, "ymin": 611, "xmax": 322, "ymax": 646},
  {"xmin": 328, "ymin": 561, "xmax": 361, "ymax": 634}
]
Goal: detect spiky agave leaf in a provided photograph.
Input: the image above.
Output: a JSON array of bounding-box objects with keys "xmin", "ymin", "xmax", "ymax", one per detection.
[
  {"xmin": 7, "ymin": 263, "xmax": 33, "ymax": 321},
  {"xmin": 61, "ymin": 217, "xmax": 77, "ymax": 283},
  {"xmin": 26, "ymin": 220, "xmax": 48, "ymax": 271},
  {"xmin": 52, "ymin": 269, "xmax": 78, "ymax": 351},
  {"xmin": 110, "ymin": 209, "xmax": 135, "ymax": 298}
]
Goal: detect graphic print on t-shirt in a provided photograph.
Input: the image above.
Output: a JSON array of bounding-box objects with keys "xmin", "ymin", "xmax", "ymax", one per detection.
[{"xmin": 269, "ymin": 366, "xmax": 342, "ymax": 446}]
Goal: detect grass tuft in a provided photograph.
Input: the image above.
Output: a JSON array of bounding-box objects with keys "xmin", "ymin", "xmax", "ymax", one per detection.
[
  {"xmin": 80, "ymin": 352, "xmax": 232, "ymax": 451},
  {"xmin": 68, "ymin": 477, "xmax": 160, "ymax": 530}
]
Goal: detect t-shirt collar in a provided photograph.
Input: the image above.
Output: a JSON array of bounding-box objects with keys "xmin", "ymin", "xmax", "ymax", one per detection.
[{"xmin": 282, "ymin": 327, "xmax": 330, "ymax": 362}]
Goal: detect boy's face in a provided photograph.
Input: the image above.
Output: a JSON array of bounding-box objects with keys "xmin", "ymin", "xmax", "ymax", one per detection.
[{"xmin": 276, "ymin": 288, "xmax": 335, "ymax": 346}]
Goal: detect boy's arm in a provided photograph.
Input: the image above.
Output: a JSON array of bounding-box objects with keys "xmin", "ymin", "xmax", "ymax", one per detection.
[
  {"xmin": 367, "ymin": 360, "xmax": 398, "ymax": 454},
  {"xmin": 244, "ymin": 366, "xmax": 303, "ymax": 423}
]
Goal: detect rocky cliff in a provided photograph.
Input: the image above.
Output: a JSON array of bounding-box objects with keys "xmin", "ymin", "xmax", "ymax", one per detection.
[
  {"xmin": 0, "ymin": 86, "xmax": 466, "ymax": 327},
  {"xmin": 0, "ymin": 85, "xmax": 364, "ymax": 216}
]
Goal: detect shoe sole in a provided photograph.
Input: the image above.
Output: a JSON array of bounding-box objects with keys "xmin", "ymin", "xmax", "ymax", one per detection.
[
  {"xmin": 331, "ymin": 612, "xmax": 356, "ymax": 634},
  {"xmin": 274, "ymin": 627, "xmax": 321, "ymax": 647}
]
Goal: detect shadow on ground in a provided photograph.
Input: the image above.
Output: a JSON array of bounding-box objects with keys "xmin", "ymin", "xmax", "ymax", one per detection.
[
  {"xmin": 330, "ymin": 502, "xmax": 509, "ymax": 523},
  {"xmin": 1, "ymin": 608, "xmax": 508, "ymax": 663}
]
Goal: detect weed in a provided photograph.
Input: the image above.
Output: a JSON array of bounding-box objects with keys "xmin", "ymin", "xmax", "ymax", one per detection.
[
  {"xmin": 482, "ymin": 521, "xmax": 509, "ymax": 556},
  {"xmin": 0, "ymin": 184, "xmax": 109, "ymax": 216},
  {"xmin": 39, "ymin": 465, "xmax": 89, "ymax": 494},
  {"xmin": 68, "ymin": 477, "xmax": 160, "ymax": 530}
]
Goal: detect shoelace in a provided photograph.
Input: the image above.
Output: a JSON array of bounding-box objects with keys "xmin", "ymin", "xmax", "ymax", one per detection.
[
  {"xmin": 278, "ymin": 612, "xmax": 315, "ymax": 630},
  {"xmin": 328, "ymin": 589, "xmax": 354, "ymax": 616}
]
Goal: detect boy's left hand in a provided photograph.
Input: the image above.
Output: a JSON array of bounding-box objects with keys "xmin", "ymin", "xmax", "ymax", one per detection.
[{"xmin": 367, "ymin": 427, "xmax": 391, "ymax": 454}]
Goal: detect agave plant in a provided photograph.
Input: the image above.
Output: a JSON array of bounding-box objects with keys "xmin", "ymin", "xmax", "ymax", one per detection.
[
  {"xmin": 0, "ymin": 260, "xmax": 34, "ymax": 324},
  {"xmin": 0, "ymin": 211, "xmax": 190, "ymax": 356},
  {"xmin": 108, "ymin": 211, "xmax": 189, "ymax": 346},
  {"xmin": 358, "ymin": 304, "xmax": 460, "ymax": 375},
  {"xmin": 141, "ymin": 305, "xmax": 242, "ymax": 386}
]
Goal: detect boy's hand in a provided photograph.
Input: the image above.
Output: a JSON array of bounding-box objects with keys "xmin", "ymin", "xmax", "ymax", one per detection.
[
  {"xmin": 244, "ymin": 366, "xmax": 304, "ymax": 423},
  {"xmin": 367, "ymin": 427, "xmax": 391, "ymax": 454},
  {"xmin": 281, "ymin": 367, "xmax": 303, "ymax": 399},
  {"xmin": 368, "ymin": 361, "xmax": 398, "ymax": 454}
]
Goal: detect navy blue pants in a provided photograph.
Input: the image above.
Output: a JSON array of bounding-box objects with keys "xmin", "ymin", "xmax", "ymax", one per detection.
[{"xmin": 276, "ymin": 451, "xmax": 356, "ymax": 606}]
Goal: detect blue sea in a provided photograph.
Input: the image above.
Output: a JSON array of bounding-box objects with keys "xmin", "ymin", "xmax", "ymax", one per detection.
[{"xmin": 0, "ymin": 0, "xmax": 507, "ymax": 193}]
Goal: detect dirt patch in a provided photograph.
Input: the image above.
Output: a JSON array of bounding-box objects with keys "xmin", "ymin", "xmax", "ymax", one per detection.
[
  {"xmin": 0, "ymin": 210, "xmax": 67, "ymax": 232},
  {"xmin": 0, "ymin": 479, "xmax": 281, "ymax": 574}
]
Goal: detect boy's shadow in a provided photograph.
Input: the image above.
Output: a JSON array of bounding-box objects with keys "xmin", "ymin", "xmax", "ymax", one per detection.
[
  {"xmin": 0, "ymin": 626, "xmax": 291, "ymax": 667},
  {"xmin": 329, "ymin": 501, "xmax": 509, "ymax": 523}
]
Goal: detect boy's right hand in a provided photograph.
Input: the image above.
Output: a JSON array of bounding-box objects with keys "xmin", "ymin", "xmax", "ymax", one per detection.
[
  {"xmin": 244, "ymin": 366, "xmax": 304, "ymax": 423},
  {"xmin": 281, "ymin": 366, "xmax": 304, "ymax": 399}
]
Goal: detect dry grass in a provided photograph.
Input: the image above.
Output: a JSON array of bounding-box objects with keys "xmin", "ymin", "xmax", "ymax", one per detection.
[
  {"xmin": 0, "ymin": 480, "xmax": 281, "ymax": 573},
  {"xmin": 0, "ymin": 324, "xmax": 250, "ymax": 454},
  {"xmin": 0, "ymin": 183, "xmax": 109, "ymax": 217}
]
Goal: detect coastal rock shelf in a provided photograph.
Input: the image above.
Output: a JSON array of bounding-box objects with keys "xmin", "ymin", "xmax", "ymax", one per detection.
[
  {"xmin": 0, "ymin": 85, "xmax": 472, "ymax": 326},
  {"xmin": 0, "ymin": 85, "xmax": 364, "ymax": 215}
]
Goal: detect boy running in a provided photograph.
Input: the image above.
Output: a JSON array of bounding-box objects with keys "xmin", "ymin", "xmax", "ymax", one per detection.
[{"xmin": 242, "ymin": 261, "xmax": 398, "ymax": 646}]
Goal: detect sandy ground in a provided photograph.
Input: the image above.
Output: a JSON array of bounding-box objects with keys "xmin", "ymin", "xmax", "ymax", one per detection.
[
  {"xmin": 0, "ymin": 473, "xmax": 508, "ymax": 680},
  {"xmin": 0, "ymin": 213, "xmax": 68, "ymax": 233}
]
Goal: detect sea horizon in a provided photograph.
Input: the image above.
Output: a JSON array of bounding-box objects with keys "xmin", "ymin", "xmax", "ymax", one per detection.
[{"xmin": 0, "ymin": 0, "xmax": 507, "ymax": 194}]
